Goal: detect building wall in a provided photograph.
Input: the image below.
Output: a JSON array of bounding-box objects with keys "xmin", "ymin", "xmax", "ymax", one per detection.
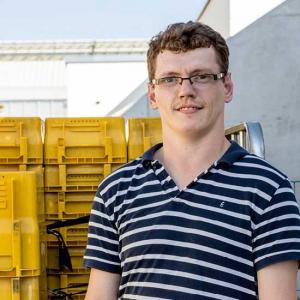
[
  {"xmin": 198, "ymin": 0, "xmax": 230, "ymax": 39},
  {"xmin": 0, "ymin": 40, "xmax": 148, "ymax": 119},
  {"xmin": 225, "ymin": 0, "xmax": 300, "ymax": 192},
  {"xmin": 198, "ymin": 0, "xmax": 286, "ymax": 38},
  {"xmin": 0, "ymin": 99, "xmax": 66, "ymax": 119},
  {"xmin": 66, "ymin": 61, "xmax": 147, "ymax": 117},
  {"xmin": 122, "ymin": 94, "xmax": 159, "ymax": 119},
  {"xmin": 0, "ymin": 60, "xmax": 67, "ymax": 118},
  {"xmin": 230, "ymin": 0, "xmax": 286, "ymax": 36}
]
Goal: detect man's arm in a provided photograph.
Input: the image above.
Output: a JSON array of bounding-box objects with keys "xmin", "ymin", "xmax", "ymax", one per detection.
[
  {"xmin": 85, "ymin": 268, "xmax": 121, "ymax": 300},
  {"xmin": 257, "ymin": 260, "xmax": 298, "ymax": 300}
]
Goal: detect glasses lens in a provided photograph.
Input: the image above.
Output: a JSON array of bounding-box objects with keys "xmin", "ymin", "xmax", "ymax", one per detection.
[
  {"xmin": 158, "ymin": 77, "xmax": 180, "ymax": 86},
  {"xmin": 192, "ymin": 74, "xmax": 213, "ymax": 84}
]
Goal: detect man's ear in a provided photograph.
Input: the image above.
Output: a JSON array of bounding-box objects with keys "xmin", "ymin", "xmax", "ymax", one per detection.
[
  {"xmin": 148, "ymin": 83, "xmax": 158, "ymax": 109},
  {"xmin": 224, "ymin": 72, "xmax": 233, "ymax": 103}
]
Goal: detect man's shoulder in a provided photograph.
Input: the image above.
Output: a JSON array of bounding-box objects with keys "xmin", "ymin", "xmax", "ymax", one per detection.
[
  {"xmin": 220, "ymin": 142, "xmax": 289, "ymax": 185},
  {"xmin": 235, "ymin": 152, "xmax": 289, "ymax": 184},
  {"xmin": 97, "ymin": 157, "xmax": 146, "ymax": 196}
]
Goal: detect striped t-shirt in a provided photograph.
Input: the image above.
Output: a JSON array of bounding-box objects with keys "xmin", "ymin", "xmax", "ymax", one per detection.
[{"xmin": 84, "ymin": 141, "xmax": 300, "ymax": 299}]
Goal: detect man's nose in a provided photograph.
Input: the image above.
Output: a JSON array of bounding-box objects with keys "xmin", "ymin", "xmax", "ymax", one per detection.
[{"xmin": 178, "ymin": 77, "xmax": 196, "ymax": 97}]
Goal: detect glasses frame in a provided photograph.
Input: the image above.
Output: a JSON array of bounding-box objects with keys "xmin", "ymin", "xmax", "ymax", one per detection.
[{"xmin": 151, "ymin": 72, "xmax": 226, "ymax": 86}]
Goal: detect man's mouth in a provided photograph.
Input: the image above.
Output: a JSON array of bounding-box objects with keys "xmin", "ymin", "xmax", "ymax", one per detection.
[{"xmin": 176, "ymin": 105, "xmax": 203, "ymax": 112}]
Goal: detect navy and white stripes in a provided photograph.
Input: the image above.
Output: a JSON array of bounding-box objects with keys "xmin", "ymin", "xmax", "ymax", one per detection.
[{"xmin": 84, "ymin": 142, "xmax": 300, "ymax": 299}]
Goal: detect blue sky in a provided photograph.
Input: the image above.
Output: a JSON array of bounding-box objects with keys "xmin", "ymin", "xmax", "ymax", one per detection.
[{"xmin": 0, "ymin": 0, "xmax": 206, "ymax": 40}]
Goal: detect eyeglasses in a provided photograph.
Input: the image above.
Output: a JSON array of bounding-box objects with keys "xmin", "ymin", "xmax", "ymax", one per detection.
[{"xmin": 151, "ymin": 72, "xmax": 226, "ymax": 87}]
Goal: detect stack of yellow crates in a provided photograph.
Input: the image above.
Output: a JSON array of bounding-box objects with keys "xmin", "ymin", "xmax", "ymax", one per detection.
[
  {"xmin": 0, "ymin": 117, "xmax": 47, "ymax": 299},
  {"xmin": 0, "ymin": 171, "xmax": 40, "ymax": 299},
  {"xmin": 44, "ymin": 117, "xmax": 127, "ymax": 299}
]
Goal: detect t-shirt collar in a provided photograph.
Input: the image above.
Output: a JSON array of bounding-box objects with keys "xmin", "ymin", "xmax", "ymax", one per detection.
[
  {"xmin": 217, "ymin": 140, "xmax": 249, "ymax": 167},
  {"xmin": 141, "ymin": 140, "xmax": 248, "ymax": 169}
]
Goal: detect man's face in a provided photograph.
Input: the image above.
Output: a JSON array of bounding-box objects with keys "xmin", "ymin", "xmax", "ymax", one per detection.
[{"xmin": 148, "ymin": 47, "xmax": 233, "ymax": 138}]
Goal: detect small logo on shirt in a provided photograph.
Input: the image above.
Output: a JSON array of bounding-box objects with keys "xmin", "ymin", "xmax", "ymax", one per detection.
[{"xmin": 220, "ymin": 201, "xmax": 225, "ymax": 208}]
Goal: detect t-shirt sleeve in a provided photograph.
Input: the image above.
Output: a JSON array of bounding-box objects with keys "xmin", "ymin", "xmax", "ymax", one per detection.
[
  {"xmin": 253, "ymin": 178, "xmax": 300, "ymax": 271},
  {"xmin": 83, "ymin": 192, "xmax": 121, "ymax": 273}
]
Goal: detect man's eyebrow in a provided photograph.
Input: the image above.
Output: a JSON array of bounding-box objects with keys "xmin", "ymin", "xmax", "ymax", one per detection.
[
  {"xmin": 157, "ymin": 71, "xmax": 181, "ymax": 77},
  {"xmin": 190, "ymin": 68, "xmax": 214, "ymax": 74},
  {"xmin": 157, "ymin": 69, "xmax": 216, "ymax": 78}
]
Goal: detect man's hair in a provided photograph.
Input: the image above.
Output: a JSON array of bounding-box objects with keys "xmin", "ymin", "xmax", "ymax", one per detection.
[{"xmin": 147, "ymin": 21, "xmax": 229, "ymax": 81}]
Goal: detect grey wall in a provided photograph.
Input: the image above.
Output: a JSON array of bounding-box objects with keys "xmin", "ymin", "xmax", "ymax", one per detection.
[
  {"xmin": 123, "ymin": 94, "xmax": 160, "ymax": 119},
  {"xmin": 225, "ymin": 0, "xmax": 300, "ymax": 195}
]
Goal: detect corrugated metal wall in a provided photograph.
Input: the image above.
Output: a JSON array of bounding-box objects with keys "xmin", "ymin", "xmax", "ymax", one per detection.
[{"xmin": 0, "ymin": 99, "xmax": 67, "ymax": 119}]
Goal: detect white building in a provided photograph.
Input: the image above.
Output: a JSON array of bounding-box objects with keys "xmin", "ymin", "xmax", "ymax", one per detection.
[{"xmin": 0, "ymin": 40, "xmax": 148, "ymax": 119}]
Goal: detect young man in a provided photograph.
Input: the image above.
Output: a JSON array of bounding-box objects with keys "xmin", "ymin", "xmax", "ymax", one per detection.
[{"xmin": 84, "ymin": 21, "xmax": 300, "ymax": 299}]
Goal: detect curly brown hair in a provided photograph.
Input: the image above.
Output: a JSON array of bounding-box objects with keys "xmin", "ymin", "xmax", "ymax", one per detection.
[{"xmin": 147, "ymin": 21, "xmax": 229, "ymax": 81}]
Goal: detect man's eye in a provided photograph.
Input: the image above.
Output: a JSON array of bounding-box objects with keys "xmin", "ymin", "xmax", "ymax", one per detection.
[
  {"xmin": 161, "ymin": 77, "xmax": 178, "ymax": 84},
  {"xmin": 193, "ymin": 74, "xmax": 209, "ymax": 81}
]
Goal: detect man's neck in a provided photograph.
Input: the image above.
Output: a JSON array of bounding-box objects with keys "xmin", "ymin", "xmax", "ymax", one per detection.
[{"xmin": 154, "ymin": 130, "xmax": 230, "ymax": 190}]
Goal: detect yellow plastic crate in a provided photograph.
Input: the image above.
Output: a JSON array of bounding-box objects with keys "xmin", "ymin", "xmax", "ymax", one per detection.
[
  {"xmin": 45, "ymin": 191, "xmax": 95, "ymax": 220},
  {"xmin": 0, "ymin": 164, "xmax": 45, "ymax": 222},
  {"xmin": 47, "ymin": 223, "xmax": 88, "ymax": 246},
  {"xmin": 47, "ymin": 272, "xmax": 89, "ymax": 300},
  {"xmin": 128, "ymin": 117, "xmax": 162, "ymax": 161},
  {"xmin": 0, "ymin": 117, "xmax": 43, "ymax": 164},
  {"xmin": 44, "ymin": 117, "xmax": 127, "ymax": 164},
  {"xmin": 44, "ymin": 163, "xmax": 122, "ymax": 193},
  {"xmin": 0, "ymin": 172, "xmax": 40, "ymax": 277},
  {"xmin": 0, "ymin": 168, "xmax": 47, "ymax": 298},
  {"xmin": 0, "ymin": 276, "xmax": 39, "ymax": 300},
  {"xmin": 0, "ymin": 164, "xmax": 44, "ymax": 188},
  {"xmin": 47, "ymin": 244, "xmax": 87, "ymax": 272}
]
